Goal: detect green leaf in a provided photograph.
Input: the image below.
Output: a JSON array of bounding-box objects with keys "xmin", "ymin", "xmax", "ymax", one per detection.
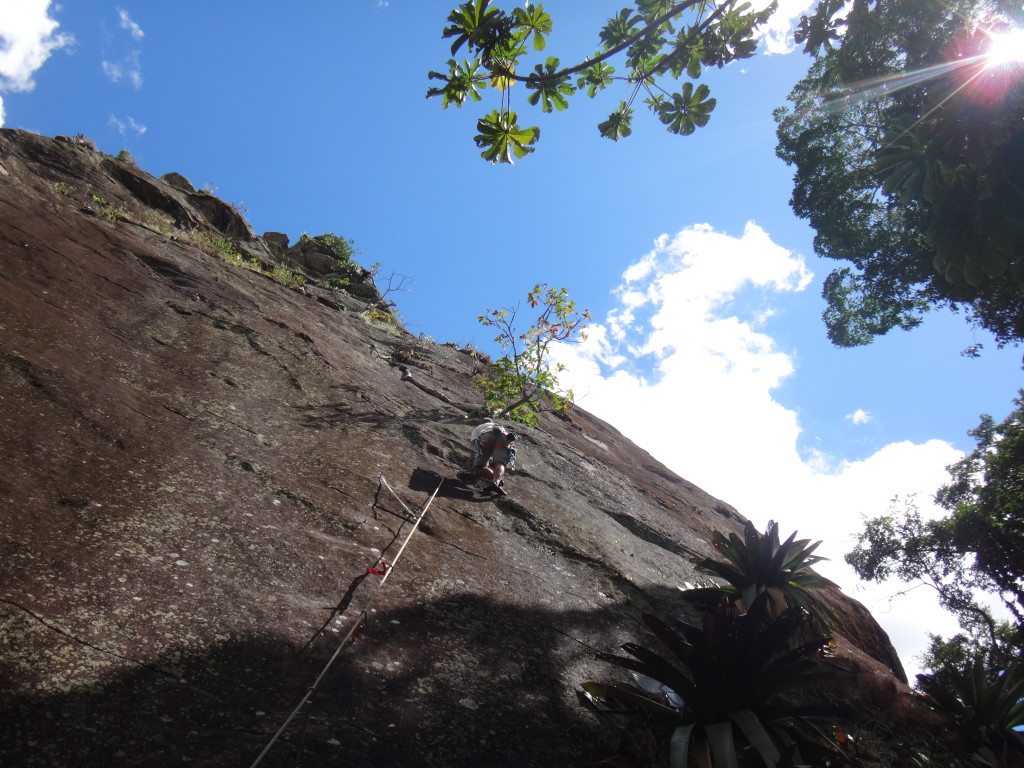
[
  {"xmin": 474, "ymin": 109, "xmax": 540, "ymax": 164},
  {"xmin": 730, "ymin": 709, "xmax": 781, "ymax": 766},
  {"xmin": 599, "ymin": 8, "xmax": 642, "ymax": 49},
  {"xmin": 619, "ymin": 642, "xmax": 695, "ymax": 700},
  {"xmin": 576, "ymin": 61, "xmax": 616, "ymax": 97},
  {"xmin": 590, "ymin": 680, "xmax": 683, "ymax": 720},
  {"xmin": 512, "ymin": 3, "xmax": 552, "ymax": 51},
  {"xmin": 526, "ymin": 56, "xmax": 574, "ymax": 112},
  {"xmin": 425, "ymin": 58, "xmax": 486, "ymax": 108},
  {"xmin": 627, "ymin": 34, "xmax": 666, "ymax": 73},
  {"xmin": 676, "ymin": 585, "xmax": 738, "ymax": 609},
  {"xmin": 706, "ymin": 721, "xmax": 740, "ymax": 768},
  {"xmin": 794, "ymin": 0, "xmax": 844, "ymax": 54},
  {"xmin": 659, "ymin": 81, "xmax": 716, "ymax": 136},
  {"xmin": 442, "ymin": 0, "xmax": 504, "ymax": 56},
  {"xmin": 476, "ymin": 284, "xmax": 589, "ymax": 422},
  {"xmin": 656, "ymin": 82, "xmax": 716, "ymax": 136},
  {"xmin": 669, "ymin": 724, "xmax": 693, "ymax": 768},
  {"xmin": 598, "ymin": 102, "xmax": 633, "ymax": 141},
  {"xmin": 686, "ymin": 47, "xmax": 703, "ymax": 78}
]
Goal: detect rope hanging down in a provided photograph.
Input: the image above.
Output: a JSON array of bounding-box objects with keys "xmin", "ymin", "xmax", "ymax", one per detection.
[{"xmin": 247, "ymin": 473, "xmax": 444, "ymax": 768}]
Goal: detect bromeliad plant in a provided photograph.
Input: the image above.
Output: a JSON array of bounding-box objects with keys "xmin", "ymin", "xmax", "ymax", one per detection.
[
  {"xmin": 917, "ymin": 657, "xmax": 1024, "ymax": 767},
  {"xmin": 680, "ymin": 521, "xmax": 836, "ymax": 625},
  {"xmin": 582, "ymin": 592, "xmax": 846, "ymax": 768}
]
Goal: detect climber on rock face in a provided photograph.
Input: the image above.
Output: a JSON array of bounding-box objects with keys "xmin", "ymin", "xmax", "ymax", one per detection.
[{"xmin": 470, "ymin": 418, "xmax": 516, "ymax": 496}]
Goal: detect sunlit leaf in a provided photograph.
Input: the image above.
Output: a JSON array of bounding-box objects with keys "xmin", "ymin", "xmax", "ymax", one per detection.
[
  {"xmin": 425, "ymin": 58, "xmax": 486, "ymax": 108},
  {"xmin": 474, "ymin": 110, "xmax": 540, "ymax": 164},
  {"xmin": 655, "ymin": 82, "xmax": 716, "ymax": 136},
  {"xmin": 598, "ymin": 102, "xmax": 634, "ymax": 141},
  {"xmin": 442, "ymin": 0, "xmax": 505, "ymax": 55},
  {"xmin": 512, "ymin": 3, "xmax": 552, "ymax": 51},
  {"xmin": 576, "ymin": 62, "xmax": 616, "ymax": 97},
  {"xmin": 599, "ymin": 8, "xmax": 642, "ymax": 49},
  {"xmin": 526, "ymin": 56, "xmax": 574, "ymax": 112}
]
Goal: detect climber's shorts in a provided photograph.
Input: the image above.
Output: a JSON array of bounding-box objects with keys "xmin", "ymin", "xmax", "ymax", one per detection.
[{"xmin": 474, "ymin": 442, "xmax": 510, "ymax": 468}]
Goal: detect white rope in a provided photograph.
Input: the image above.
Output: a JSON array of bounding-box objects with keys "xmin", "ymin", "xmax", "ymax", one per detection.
[{"xmin": 248, "ymin": 473, "xmax": 444, "ymax": 768}]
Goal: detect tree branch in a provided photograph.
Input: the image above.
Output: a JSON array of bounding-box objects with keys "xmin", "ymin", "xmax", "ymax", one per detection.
[{"xmin": 488, "ymin": 0, "xmax": 728, "ymax": 86}]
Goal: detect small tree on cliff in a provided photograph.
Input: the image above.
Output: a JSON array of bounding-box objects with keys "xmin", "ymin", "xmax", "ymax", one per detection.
[{"xmin": 477, "ymin": 283, "xmax": 590, "ymax": 426}]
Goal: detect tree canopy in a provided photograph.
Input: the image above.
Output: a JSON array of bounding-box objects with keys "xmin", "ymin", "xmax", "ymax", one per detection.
[
  {"xmin": 775, "ymin": 0, "xmax": 1024, "ymax": 347},
  {"xmin": 774, "ymin": 0, "xmax": 1024, "ymax": 346},
  {"xmin": 846, "ymin": 391, "xmax": 1024, "ymax": 665},
  {"xmin": 428, "ymin": 0, "xmax": 775, "ymax": 163}
]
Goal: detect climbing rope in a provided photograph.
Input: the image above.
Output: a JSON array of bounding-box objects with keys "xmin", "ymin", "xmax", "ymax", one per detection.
[{"xmin": 247, "ymin": 473, "xmax": 444, "ymax": 768}]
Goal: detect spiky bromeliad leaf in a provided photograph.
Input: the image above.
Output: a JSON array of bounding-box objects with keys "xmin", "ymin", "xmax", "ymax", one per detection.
[
  {"xmin": 917, "ymin": 658, "xmax": 1024, "ymax": 766},
  {"xmin": 580, "ymin": 680, "xmax": 682, "ymax": 720},
  {"xmin": 669, "ymin": 724, "xmax": 692, "ymax": 768},
  {"xmin": 426, "ymin": 58, "xmax": 486, "ymax": 108},
  {"xmin": 598, "ymin": 102, "xmax": 634, "ymax": 141},
  {"xmin": 706, "ymin": 720, "xmax": 740, "ymax": 768},
  {"xmin": 474, "ymin": 110, "xmax": 540, "ymax": 164},
  {"xmin": 674, "ymin": 585, "xmax": 740, "ymax": 610},
  {"xmin": 684, "ymin": 521, "xmax": 835, "ymax": 624},
  {"xmin": 584, "ymin": 594, "xmax": 843, "ymax": 768},
  {"xmin": 656, "ymin": 81, "xmax": 716, "ymax": 136},
  {"xmin": 595, "ymin": 649, "xmax": 702, "ymax": 706},
  {"xmin": 643, "ymin": 612, "xmax": 699, "ymax": 666},
  {"xmin": 920, "ymin": 658, "xmax": 1024, "ymax": 732},
  {"xmin": 730, "ymin": 709, "xmax": 782, "ymax": 767},
  {"xmin": 526, "ymin": 56, "xmax": 574, "ymax": 112},
  {"xmin": 511, "ymin": 2, "xmax": 552, "ymax": 51}
]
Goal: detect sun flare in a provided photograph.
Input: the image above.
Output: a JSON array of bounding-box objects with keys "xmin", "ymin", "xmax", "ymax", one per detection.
[{"xmin": 985, "ymin": 27, "xmax": 1024, "ymax": 66}]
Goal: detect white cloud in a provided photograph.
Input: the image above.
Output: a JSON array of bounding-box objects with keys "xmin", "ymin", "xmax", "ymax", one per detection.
[
  {"xmin": 109, "ymin": 114, "xmax": 147, "ymax": 136},
  {"xmin": 0, "ymin": 0, "xmax": 73, "ymax": 125},
  {"xmin": 117, "ymin": 9, "xmax": 144, "ymax": 40},
  {"xmin": 751, "ymin": 0, "xmax": 818, "ymax": 54},
  {"xmin": 102, "ymin": 60, "xmax": 121, "ymax": 81},
  {"xmin": 102, "ymin": 50, "xmax": 142, "ymax": 89},
  {"xmin": 102, "ymin": 8, "xmax": 144, "ymax": 89},
  {"xmin": 553, "ymin": 221, "xmax": 967, "ymax": 680},
  {"xmin": 847, "ymin": 408, "xmax": 872, "ymax": 425}
]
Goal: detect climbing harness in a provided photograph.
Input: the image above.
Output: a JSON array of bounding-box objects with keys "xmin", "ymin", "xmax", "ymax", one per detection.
[{"xmin": 247, "ymin": 473, "xmax": 443, "ymax": 768}]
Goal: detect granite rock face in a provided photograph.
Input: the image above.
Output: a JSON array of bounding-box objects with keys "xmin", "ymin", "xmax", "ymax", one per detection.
[{"xmin": 0, "ymin": 129, "xmax": 906, "ymax": 767}]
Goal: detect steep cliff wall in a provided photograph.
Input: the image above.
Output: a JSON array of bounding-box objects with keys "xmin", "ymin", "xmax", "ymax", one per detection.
[{"xmin": 0, "ymin": 130, "xmax": 905, "ymax": 767}]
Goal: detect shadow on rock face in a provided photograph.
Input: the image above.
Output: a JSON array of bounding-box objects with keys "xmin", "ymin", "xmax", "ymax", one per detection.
[{"xmin": 2, "ymin": 588, "xmax": 694, "ymax": 768}]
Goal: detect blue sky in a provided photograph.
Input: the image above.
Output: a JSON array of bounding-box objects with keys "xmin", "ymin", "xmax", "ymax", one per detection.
[{"xmin": 3, "ymin": 0, "xmax": 1022, "ymax": 678}]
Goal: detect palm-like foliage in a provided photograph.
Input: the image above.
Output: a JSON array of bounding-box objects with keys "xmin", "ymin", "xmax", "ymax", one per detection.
[
  {"xmin": 917, "ymin": 657, "xmax": 1024, "ymax": 768},
  {"xmin": 681, "ymin": 521, "xmax": 835, "ymax": 624},
  {"xmin": 582, "ymin": 593, "xmax": 845, "ymax": 768}
]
